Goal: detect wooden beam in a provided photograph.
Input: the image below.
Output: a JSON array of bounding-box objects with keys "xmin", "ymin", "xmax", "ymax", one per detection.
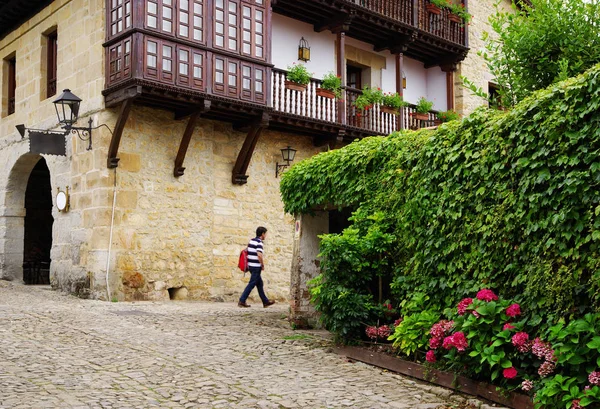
[
  {"xmin": 104, "ymin": 85, "xmax": 142, "ymax": 108},
  {"xmin": 232, "ymin": 112, "xmax": 270, "ymax": 185},
  {"xmin": 107, "ymin": 98, "xmax": 135, "ymax": 169},
  {"xmin": 446, "ymin": 71, "xmax": 455, "ymax": 110},
  {"xmin": 337, "ymin": 31, "xmax": 346, "ymax": 126},
  {"xmin": 396, "ymin": 53, "xmax": 405, "ymax": 130},
  {"xmin": 174, "ymin": 100, "xmax": 211, "ymax": 177}
]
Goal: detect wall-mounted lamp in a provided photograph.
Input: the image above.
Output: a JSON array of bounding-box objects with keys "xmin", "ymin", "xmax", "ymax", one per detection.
[
  {"xmin": 276, "ymin": 146, "xmax": 297, "ymax": 177},
  {"xmin": 402, "ymin": 70, "xmax": 407, "ymax": 89},
  {"xmin": 298, "ymin": 37, "xmax": 310, "ymax": 62},
  {"xmin": 17, "ymin": 89, "xmax": 112, "ymax": 152}
]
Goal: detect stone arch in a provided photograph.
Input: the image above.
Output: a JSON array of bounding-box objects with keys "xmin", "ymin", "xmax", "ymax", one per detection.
[{"xmin": 0, "ymin": 153, "xmax": 46, "ymax": 282}]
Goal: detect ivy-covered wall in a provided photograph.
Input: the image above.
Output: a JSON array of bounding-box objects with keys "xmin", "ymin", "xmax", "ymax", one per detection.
[{"xmin": 281, "ymin": 63, "xmax": 600, "ymax": 327}]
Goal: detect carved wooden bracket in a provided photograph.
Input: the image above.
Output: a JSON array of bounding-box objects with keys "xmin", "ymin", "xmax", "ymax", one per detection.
[
  {"xmin": 174, "ymin": 100, "xmax": 211, "ymax": 177},
  {"xmin": 232, "ymin": 112, "xmax": 270, "ymax": 185},
  {"xmin": 107, "ymin": 97, "xmax": 136, "ymax": 169},
  {"xmin": 315, "ymin": 13, "xmax": 354, "ymax": 33}
]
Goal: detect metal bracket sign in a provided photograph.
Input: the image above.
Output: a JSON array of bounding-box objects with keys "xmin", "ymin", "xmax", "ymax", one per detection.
[{"xmin": 29, "ymin": 131, "xmax": 66, "ymax": 156}]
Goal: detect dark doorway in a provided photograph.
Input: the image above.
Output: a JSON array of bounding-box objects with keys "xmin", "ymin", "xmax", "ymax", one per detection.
[
  {"xmin": 23, "ymin": 158, "xmax": 53, "ymax": 284},
  {"xmin": 346, "ymin": 64, "xmax": 363, "ymax": 90},
  {"xmin": 329, "ymin": 208, "xmax": 353, "ymax": 234}
]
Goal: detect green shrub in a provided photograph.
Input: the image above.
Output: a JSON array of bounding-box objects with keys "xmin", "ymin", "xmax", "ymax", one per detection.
[
  {"xmin": 286, "ymin": 63, "xmax": 311, "ymax": 85},
  {"xmin": 414, "ymin": 97, "xmax": 433, "ymax": 114},
  {"xmin": 389, "ymin": 310, "xmax": 440, "ymax": 357},
  {"xmin": 320, "ymin": 72, "xmax": 342, "ymax": 98}
]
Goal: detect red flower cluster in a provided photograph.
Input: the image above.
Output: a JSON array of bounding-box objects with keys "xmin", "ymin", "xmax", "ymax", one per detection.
[
  {"xmin": 394, "ymin": 318, "xmax": 403, "ymax": 327},
  {"xmin": 511, "ymin": 332, "xmax": 531, "ymax": 353},
  {"xmin": 442, "ymin": 331, "xmax": 468, "ymax": 352},
  {"xmin": 476, "ymin": 289, "xmax": 498, "ymax": 302},
  {"xmin": 503, "ymin": 323, "xmax": 516, "ymax": 331},
  {"xmin": 378, "ymin": 325, "xmax": 391, "ymax": 338},
  {"xmin": 426, "ymin": 350, "xmax": 436, "ymax": 363},
  {"xmin": 457, "ymin": 298, "xmax": 473, "ymax": 315},
  {"xmin": 571, "ymin": 399, "xmax": 582, "ymax": 409},
  {"xmin": 503, "ymin": 367, "xmax": 518, "ymax": 379},
  {"xmin": 365, "ymin": 326, "xmax": 378, "ymax": 340},
  {"xmin": 430, "ymin": 320, "xmax": 454, "ymax": 339},
  {"xmin": 506, "ymin": 303, "xmax": 521, "ymax": 317}
]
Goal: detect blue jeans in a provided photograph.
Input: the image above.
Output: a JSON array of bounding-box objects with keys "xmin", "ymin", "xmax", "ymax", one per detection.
[{"xmin": 239, "ymin": 267, "xmax": 269, "ymax": 304}]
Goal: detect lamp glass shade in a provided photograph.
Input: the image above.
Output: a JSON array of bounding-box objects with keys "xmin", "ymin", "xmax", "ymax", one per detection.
[
  {"xmin": 298, "ymin": 37, "xmax": 310, "ymax": 62},
  {"xmin": 402, "ymin": 71, "xmax": 407, "ymax": 89},
  {"xmin": 281, "ymin": 146, "xmax": 297, "ymax": 163},
  {"xmin": 53, "ymin": 89, "xmax": 82, "ymax": 126}
]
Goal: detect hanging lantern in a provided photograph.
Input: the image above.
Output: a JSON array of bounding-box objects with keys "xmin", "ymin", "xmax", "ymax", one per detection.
[
  {"xmin": 402, "ymin": 71, "xmax": 407, "ymax": 89},
  {"xmin": 298, "ymin": 37, "xmax": 311, "ymax": 62}
]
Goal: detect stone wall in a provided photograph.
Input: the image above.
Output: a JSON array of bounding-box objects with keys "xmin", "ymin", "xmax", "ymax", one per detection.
[
  {"xmin": 455, "ymin": 0, "xmax": 514, "ymax": 115},
  {"xmin": 92, "ymin": 106, "xmax": 324, "ymax": 302}
]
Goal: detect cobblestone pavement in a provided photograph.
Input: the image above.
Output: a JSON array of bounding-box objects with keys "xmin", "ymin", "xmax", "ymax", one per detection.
[{"xmin": 0, "ymin": 282, "xmax": 505, "ymax": 409}]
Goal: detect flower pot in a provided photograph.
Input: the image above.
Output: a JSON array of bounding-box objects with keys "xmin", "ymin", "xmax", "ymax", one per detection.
[
  {"xmin": 285, "ymin": 81, "xmax": 307, "ymax": 92},
  {"xmin": 426, "ymin": 4, "xmax": 441, "ymax": 15},
  {"xmin": 381, "ymin": 106, "xmax": 400, "ymax": 115},
  {"xmin": 448, "ymin": 13, "xmax": 462, "ymax": 23},
  {"xmin": 411, "ymin": 112, "xmax": 430, "ymax": 121},
  {"xmin": 316, "ymin": 88, "xmax": 336, "ymax": 99}
]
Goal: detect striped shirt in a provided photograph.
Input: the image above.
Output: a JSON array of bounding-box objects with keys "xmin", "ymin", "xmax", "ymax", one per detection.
[{"xmin": 247, "ymin": 237, "xmax": 264, "ymax": 269}]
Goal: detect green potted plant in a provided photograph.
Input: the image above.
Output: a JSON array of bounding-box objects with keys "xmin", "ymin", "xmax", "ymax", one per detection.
[
  {"xmin": 448, "ymin": 3, "xmax": 472, "ymax": 24},
  {"xmin": 285, "ymin": 63, "xmax": 311, "ymax": 91},
  {"xmin": 317, "ymin": 72, "xmax": 341, "ymax": 99},
  {"xmin": 411, "ymin": 96, "xmax": 434, "ymax": 121},
  {"xmin": 435, "ymin": 109, "xmax": 460, "ymax": 125},
  {"xmin": 381, "ymin": 92, "xmax": 408, "ymax": 115},
  {"xmin": 427, "ymin": 0, "xmax": 449, "ymax": 15},
  {"xmin": 353, "ymin": 86, "xmax": 383, "ymax": 111}
]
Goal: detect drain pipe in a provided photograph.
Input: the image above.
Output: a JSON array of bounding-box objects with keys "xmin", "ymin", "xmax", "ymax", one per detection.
[{"xmin": 105, "ymin": 168, "xmax": 118, "ymax": 301}]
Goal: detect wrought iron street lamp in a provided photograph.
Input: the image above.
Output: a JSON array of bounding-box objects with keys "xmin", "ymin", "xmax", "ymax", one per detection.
[
  {"xmin": 276, "ymin": 146, "xmax": 297, "ymax": 177},
  {"xmin": 16, "ymin": 89, "xmax": 113, "ymax": 152}
]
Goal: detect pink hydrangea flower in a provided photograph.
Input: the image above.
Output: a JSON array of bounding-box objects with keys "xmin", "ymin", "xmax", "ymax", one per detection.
[
  {"xmin": 430, "ymin": 320, "xmax": 454, "ymax": 339},
  {"xmin": 571, "ymin": 399, "xmax": 582, "ymax": 409},
  {"xmin": 506, "ymin": 303, "xmax": 521, "ymax": 317},
  {"xmin": 538, "ymin": 361, "xmax": 555, "ymax": 378},
  {"xmin": 394, "ymin": 318, "xmax": 403, "ymax": 327},
  {"xmin": 426, "ymin": 350, "xmax": 436, "ymax": 363},
  {"xmin": 430, "ymin": 337, "xmax": 442, "ymax": 349},
  {"xmin": 503, "ymin": 367, "xmax": 518, "ymax": 379},
  {"xmin": 512, "ymin": 332, "xmax": 531, "ymax": 353},
  {"xmin": 476, "ymin": 289, "xmax": 498, "ymax": 302},
  {"xmin": 365, "ymin": 326, "xmax": 378, "ymax": 340},
  {"xmin": 589, "ymin": 371, "xmax": 600, "ymax": 386},
  {"xmin": 521, "ymin": 380, "xmax": 534, "ymax": 391},
  {"xmin": 532, "ymin": 338, "xmax": 556, "ymax": 362},
  {"xmin": 443, "ymin": 332, "xmax": 469, "ymax": 352},
  {"xmin": 472, "ymin": 310, "xmax": 481, "ymax": 318},
  {"xmin": 457, "ymin": 298, "xmax": 473, "ymax": 315},
  {"xmin": 503, "ymin": 323, "xmax": 516, "ymax": 331},
  {"xmin": 378, "ymin": 325, "xmax": 391, "ymax": 338}
]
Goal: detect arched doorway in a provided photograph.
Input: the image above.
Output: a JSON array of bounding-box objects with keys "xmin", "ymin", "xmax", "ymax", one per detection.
[{"xmin": 22, "ymin": 158, "xmax": 53, "ymax": 284}]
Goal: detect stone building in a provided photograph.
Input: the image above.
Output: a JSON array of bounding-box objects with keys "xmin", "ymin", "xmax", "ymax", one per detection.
[{"xmin": 0, "ymin": 0, "xmax": 510, "ymax": 305}]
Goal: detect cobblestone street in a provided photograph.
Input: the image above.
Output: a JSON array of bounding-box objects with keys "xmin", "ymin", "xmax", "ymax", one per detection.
[{"xmin": 0, "ymin": 282, "xmax": 500, "ymax": 409}]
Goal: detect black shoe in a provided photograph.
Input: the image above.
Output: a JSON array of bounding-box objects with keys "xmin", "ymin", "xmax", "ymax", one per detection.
[
  {"xmin": 238, "ymin": 301, "xmax": 251, "ymax": 308},
  {"xmin": 263, "ymin": 301, "xmax": 275, "ymax": 308}
]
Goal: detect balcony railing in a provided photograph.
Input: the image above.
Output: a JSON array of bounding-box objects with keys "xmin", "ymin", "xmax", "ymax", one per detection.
[
  {"xmin": 272, "ymin": 69, "xmax": 437, "ymax": 135},
  {"xmin": 342, "ymin": 0, "xmax": 467, "ymax": 46}
]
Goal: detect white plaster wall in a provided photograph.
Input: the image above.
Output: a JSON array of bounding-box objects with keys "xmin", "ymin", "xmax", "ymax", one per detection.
[
  {"xmin": 426, "ymin": 67, "xmax": 448, "ymax": 112},
  {"xmin": 403, "ymin": 57, "xmax": 427, "ymax": 105},
  {"xmin": 271, "ymin": 14, "xmax": 336, "ymax": 79}
]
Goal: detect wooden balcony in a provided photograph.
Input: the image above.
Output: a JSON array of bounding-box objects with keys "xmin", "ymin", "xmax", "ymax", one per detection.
[{"xmin": 272, "ymin": 0, "xmax": 469, "ymax": 67}]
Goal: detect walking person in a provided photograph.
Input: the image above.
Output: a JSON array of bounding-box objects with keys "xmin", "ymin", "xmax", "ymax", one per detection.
[{"xmin": 238, "ymin": 226, "xmax": 276, "ymax": 308}]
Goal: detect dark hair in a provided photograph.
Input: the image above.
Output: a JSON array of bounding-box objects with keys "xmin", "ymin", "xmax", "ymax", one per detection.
[{"xmin": 256, "ymin": 226, "xmax": 267, "ymax": 237}]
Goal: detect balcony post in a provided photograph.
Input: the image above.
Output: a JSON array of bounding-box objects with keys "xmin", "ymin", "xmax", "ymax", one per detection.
[
  {"xmin": 412, "ymin": 0, "xmax": 419, "ymax": 27},
  {"xmin": 463, "ymin": 0, "xmax": 469, "ymax": 47},
  {"xmin": 446, "ymin": 71, "xmax": 455, "ymax": 110},
  {"xmin": 336, "ymin": 30, "xmax": 347, "ymax": 126},
  {"xmin": 395, "ymin": 52, "xmax": 404, "ymax": 130}
]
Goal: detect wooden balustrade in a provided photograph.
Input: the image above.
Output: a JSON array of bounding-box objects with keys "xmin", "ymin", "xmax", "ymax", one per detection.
[
  {"xmin": 418, "ymin": 0, "xmax": 467, "ymax": 45},
  {"xmin": 348, "ymin": 0, "xmax": 412, "ymax": 25},
  {"xmin": 272, "ymin": 76, "xmax": 437, "ymax": 134},
  {"xmin": 272, "ymin": 69, "xmax": 337, "ymax": 123}
]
